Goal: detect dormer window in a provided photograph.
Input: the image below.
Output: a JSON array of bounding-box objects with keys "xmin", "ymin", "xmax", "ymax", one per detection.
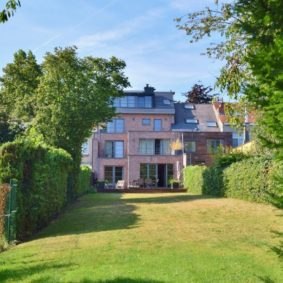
[
  {"xmin": 163, "ymin": 99, "xmax": 171, "ymax": 105},
  {"xmin": 207, "ymin": 121, "xmax": 217, "ymax": 127},
  {"xmin": 185, "ymin": 118, "xmax": 198, "ymax": 124},
  {"xmin": 184, "ymin": 104, "xmax": 194, "ymax": 109}
]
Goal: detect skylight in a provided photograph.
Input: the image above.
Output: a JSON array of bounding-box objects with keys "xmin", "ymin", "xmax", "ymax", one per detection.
[
  {"xmin": 207, "ymin": 121, "xmax": 217, "ymax": 127},
  {"xmin": 185, "ymin": 118, "xmax": 198, "ymax": 124}
]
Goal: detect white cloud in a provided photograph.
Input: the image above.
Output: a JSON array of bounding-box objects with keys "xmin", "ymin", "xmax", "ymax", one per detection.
[{"xmin": 74, "ymin": 7, "xmax": 165, "ymax": 49}]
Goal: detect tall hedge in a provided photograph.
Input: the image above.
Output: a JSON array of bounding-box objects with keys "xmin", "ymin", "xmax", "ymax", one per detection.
[
  {"xmin": 223, "ymin": 157, "xmax": 282, "ymax": 205},
  {"xmin": 78, "ymin": 166, "xmax": 93, "ymax": 196},
  {"xmin": 183, "ymin": 166, "xmax": 206, "ymax": 194},
  {"xmin": 0, "ymin": 140, "xmax": 72, "ymax": 240}
]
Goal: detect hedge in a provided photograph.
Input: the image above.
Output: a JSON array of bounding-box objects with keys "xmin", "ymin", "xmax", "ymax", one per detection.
[
  {"xmin": 78, "ymin": 166, "xmax": 93, "ymax": 196},
  {"xmin": 183, "ymin": 166, "xmax": 206, "ymax": 194},
  {"xmin": 183, "ymin": 155, "xmax": 282, "ymax": 206},
  {"xmin": 223, "ymin": 157, "xmax": 282, "ymax": 205},
  {"xmin": 0, "ymin": 140, "xmax": 72, "ymax": 240}
]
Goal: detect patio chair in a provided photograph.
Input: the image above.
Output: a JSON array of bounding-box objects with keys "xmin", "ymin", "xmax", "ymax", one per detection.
[
  {"xmin": 128, "ymin": 180, "xmax": 140, "ymax": 189},
  {"xmin": 115, "ymin": 180, "xmax": 125, "ymax": 190},
  {"xmin": 144, "ymin": 178, "xmax": 153, "ymax": 188}
]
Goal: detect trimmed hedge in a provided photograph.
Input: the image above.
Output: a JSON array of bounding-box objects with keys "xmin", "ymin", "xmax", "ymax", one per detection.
[
  {"xmin": 183, "ymin": 154, "xmax": 282, "ymax": 206},
  {"xmin": 0, "ymin": 140, "xmax": 72, "ymax": 240},
  {"xmin": 78, "ymin": 166, "xmax": 93, "ymax": 196},
  {"xmin": 183, "ymin": 166, "xmax": 206, "ymax": 194},
  {"xmin": 223, "ymin": 157, "xmax": 282, "ymax": 205}
]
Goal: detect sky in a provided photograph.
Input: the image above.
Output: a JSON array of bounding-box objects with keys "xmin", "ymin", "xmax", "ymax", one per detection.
[{"xmin": 0, "ymin": 0, "xmax": 226, "ymax": 101}]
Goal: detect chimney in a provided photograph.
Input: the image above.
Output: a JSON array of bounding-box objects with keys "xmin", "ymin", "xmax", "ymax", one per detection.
[{"xmin": 144, "ymin": 84, "xmax": 155, "ymax": 94}]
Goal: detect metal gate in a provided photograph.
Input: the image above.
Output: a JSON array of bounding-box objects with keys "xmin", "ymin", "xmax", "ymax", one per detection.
[{"xmin": 0, "ymin": 180, "xmax": 17, "ymax": 243}]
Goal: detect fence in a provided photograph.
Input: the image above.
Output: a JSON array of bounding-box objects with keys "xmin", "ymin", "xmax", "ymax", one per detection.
[{"xmin": 0, "ymin": 180, "xmax": 17, "ymax": 243}]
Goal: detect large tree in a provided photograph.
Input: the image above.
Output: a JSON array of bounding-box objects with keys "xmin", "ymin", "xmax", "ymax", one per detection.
[
  {"xmin": 0, "ymin": 49, "xmax": 42, "ymax": 122},
  {"xmin": 176, "ymin": 0, "xmax": 283, "ymax": 150},
  {"xmin": 34, "ymin": 47, "xmax": 129, "ymax": 163}
]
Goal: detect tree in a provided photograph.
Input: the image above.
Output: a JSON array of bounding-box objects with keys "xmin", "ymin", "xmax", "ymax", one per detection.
[
  {"xmin": 0, "ymin": 0, "xmax": 21, "ymax": 23},
  {"xmin": 176, "ymin": 1, "xmax": 283, "ymax": 148},
  {"xmin": 33, "ymin": 47, "xmax": 129, "ymax": 198},
  {"xmin": 0, "ymin": 49, "xmax": 42, "ymax": 123},
  {"xmin": 184, "ymin": 83, "xmax": 216, "ymax": 104}
]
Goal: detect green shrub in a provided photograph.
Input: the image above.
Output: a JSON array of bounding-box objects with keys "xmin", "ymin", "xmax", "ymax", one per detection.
[
  {"xmin": 203, "ymin": 166, "xmax": 224, "ymax": 196},
  {"xmin": 183, "ymin": 166, "xmax": 206, "ymax": 194},
  {"xmin": 223, "ymin": 157, "xmax": 282, "ymax": 205},
  {"xmin": 78, "ymin": 166, "xmax": 93, "ymax": 195},
  {"xmin": 0, "ymin": 140, "xmax": 72, "ymax": 240}
]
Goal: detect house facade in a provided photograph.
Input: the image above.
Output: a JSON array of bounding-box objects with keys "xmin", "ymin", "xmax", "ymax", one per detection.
[{"xmin": 82, "ymin": 85, "xmax": 238, "ymax": 188}]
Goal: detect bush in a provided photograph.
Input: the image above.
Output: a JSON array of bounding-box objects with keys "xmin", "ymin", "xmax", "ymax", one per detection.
[
  {"xmin": 203, "ymin": 166, "xmax": 224, "ymax": 196},
  {"xmin": 223, "ymin": 157, "xmax": 283, "ymax": 205},
  {"xmin": 0, "ymin": 140, "xmax": 72, "ymax": 240},
  {"xmin": 183, "ymin": 166, "xmax": 206, "ymax": 194},
  {"xmin": 0, "ymin": 184, "xmax": 9, "ymax": 251},
  {"xmin": 78, "ymin": 166, "xmax": 93, "ymax": 195}
]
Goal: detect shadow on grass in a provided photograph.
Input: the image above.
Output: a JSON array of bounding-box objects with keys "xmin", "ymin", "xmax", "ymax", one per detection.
[
  {"xmin": 33, "ymin": 193, "xmax": 216, "ymax": 239},
  {"xmin": 81, "ymin": 279, "xmax": 164, "ymax": 283},
  {"xmin": 0, "ymin": 262, "xmax": 73, "ymax": 282}
]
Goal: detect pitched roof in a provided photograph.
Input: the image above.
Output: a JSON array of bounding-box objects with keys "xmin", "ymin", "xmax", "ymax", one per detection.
[{"xmin": 172, "ymin": 103, "xmax": 220, "ymax": 132}]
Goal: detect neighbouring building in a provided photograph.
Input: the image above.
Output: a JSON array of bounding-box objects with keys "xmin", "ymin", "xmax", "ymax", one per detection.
[{"xmin": 82, "ymin": 85, "xmax": 255, "ymax": 188}]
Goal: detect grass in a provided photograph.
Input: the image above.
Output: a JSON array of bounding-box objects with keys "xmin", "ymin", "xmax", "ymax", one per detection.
[{"xmin": 0, "ymin": 193, "xmax": 282, "ymax": 283}]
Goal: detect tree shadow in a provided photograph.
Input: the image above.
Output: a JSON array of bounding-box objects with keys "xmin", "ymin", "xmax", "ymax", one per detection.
[
  {"xmin": 32, "ymin": 193, "xmax": 215, "ymax": 239},
  {"xmin": 270, "ymin": 230, "xmax": 283, "ymax": 261},
  {"xmin": 82, "ymin": 278, "xmax": 164, "ymax": 283},
  {"xmin": 258, "ymin": 276, "xmax": 276, "ymax": 283},
  {"xmin": 0, "ymin": 261, "xmax": 74, "ymax": 282}
]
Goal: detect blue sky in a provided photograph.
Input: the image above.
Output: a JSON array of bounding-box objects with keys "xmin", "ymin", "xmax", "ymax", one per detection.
[{"xmin": 0, "ymin": 0, "xmax": 225, "ymax": 101}]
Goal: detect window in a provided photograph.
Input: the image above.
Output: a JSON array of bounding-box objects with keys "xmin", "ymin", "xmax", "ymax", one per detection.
[
  {"xmin": 232, "ymin": 132, "xmax": 244, "ymax": 147},
  {"xmin": 104, "ymin": 166, "xmax": 123, "ymax": 185},
  {"xmin": 139, "ymin": 139, "xmax": 170, "ymax": 155},
  {"xmin": 82, "ymin": 141, "xmax": 89, "ymax": 155},
  {"xmin": 207, "ymin": 139, "xmax": 223, "ymax": 153},
  {"xmin": 105, "ymin": 141, "xmax": 124, "ymax": 158},
  {"xmin": 185, "ymin": 118, "xmax": 198, "ymax": 124},
  {"xmin": 184, "ymin": 141, "xmax": 196, "ymax": 153},
  {"xmin": 142, "ymin": 118, "xmax": 151, "ymax": 125},
  {"xmin": 106, "ymin": 118, "xmax": 124, "ymax": 133},
  {"xmin": 163, "ymin": 99, "xmax": 170, "ymax": 105},
  {"xmin": 113, "ymin": 96, "xmax": 152, "ymax": 108},
  {"xmin": 145, "ymin": 96, "xmax": 152, "ymax": 108},
  {"xmin": 154, "ymin": 119, "xmax": 162, "ymax": 131},
  {"xmin": 139, "ymin": 139, "xmax": 154, "ymax": 155},
  {"xmin": 207, "ymin": 121, "xmax": 217, "ymax": 127},
  {"xmin": 184, "ymin": 104, "xmax": 194, "ymax": 109}
]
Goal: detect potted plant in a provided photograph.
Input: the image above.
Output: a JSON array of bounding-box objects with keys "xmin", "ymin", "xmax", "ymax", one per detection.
[{"xmin": 169, "ymin": 178, "xmax": 181, "ymax": 189}]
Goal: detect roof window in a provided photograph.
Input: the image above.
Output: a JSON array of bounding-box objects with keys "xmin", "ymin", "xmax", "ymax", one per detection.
[
  {"xmin": 185, "ymin": 118, "xmax": 198, "ymax": 124},
  {"xmin": 207, "ymin": 121, "xmax": 217, "ymax": 127},
  {"xmin": 184, "ymin": 104, "xmax": 194, "ymax": 109}
]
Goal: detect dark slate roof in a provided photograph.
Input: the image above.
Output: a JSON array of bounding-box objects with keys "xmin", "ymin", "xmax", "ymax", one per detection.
[{"xmin": 172, "ymin": 103, "xmax": 220, "ymax": 132}]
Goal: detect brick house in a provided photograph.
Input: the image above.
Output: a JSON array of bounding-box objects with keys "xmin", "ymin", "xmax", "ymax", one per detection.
[{"xmin": 82, "ymin": 85, "xmax": 234, "ymax": 187}]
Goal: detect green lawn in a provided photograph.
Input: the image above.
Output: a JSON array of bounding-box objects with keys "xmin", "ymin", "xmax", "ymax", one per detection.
[{"xmin": 0, "ymin": 193, "xmax": 282, "ymax": 283}]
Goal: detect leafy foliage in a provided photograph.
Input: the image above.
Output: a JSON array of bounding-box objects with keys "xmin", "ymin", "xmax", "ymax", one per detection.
[
  {"xmin": 0, "ymin": 139, "xmax": 72, "ymax": 240},
  {"xmin": 0, "ymin": 49, "xmax": 42, "ymax": 123},
  {"xmin": 0, "ymin": 0, "xmax": 20, "ymax": 23},
  {"xmin": 183, "ymin": 165, "xmax": 206, "ymax": 194},
  {"xmin": 184, "ymin": 83, "xmax": 216, "ymax": 104},
  {"xmin": 78, "ymin": 166, "xmax": 93, "ymax": 196}
]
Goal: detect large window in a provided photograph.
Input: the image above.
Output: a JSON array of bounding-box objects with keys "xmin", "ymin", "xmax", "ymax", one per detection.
[
  {"xmin": 114, "ymin": 96, "xmax": 152, "ymax": 108},
  {"xmin": 104, "ymin": 166, "xmax": 123, "ymax": 185},
  {"xmin": 184, "ymin": 141, "xmax": 196, "ymax": 153},
  {"xmin": 139, "ymin": 139, "xmax": 170, "ymax": 155},
  {"xmin": 154, "ymin": 119, "xmax": 162, "ymax": 131},
  {"xmin": 207, "ymin": 139, "xmax": 223, "ymax": 153},
  {"xmin": 106, "ymin": 118, "xmax": 124, "ymax": 133},
  {"xmin": 105, "ymin": 141, "xmax": 124, "ymax": 158},
  {"xmin": 142, "ymin": 118, "xmax": 151, "ymax": 125}
]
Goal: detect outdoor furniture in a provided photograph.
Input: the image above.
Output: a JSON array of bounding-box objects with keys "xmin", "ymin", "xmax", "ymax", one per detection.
[
  {"xmin": 128, "ymin": 180, "xmax": 140, "ymax": 189},
  {"xmin": 115, "ymin": 180, "xmax": 125, "ymax": 189},
  {"xmin": 144, "ymin": 178, "xmax": 153, "ymax": 188}
]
